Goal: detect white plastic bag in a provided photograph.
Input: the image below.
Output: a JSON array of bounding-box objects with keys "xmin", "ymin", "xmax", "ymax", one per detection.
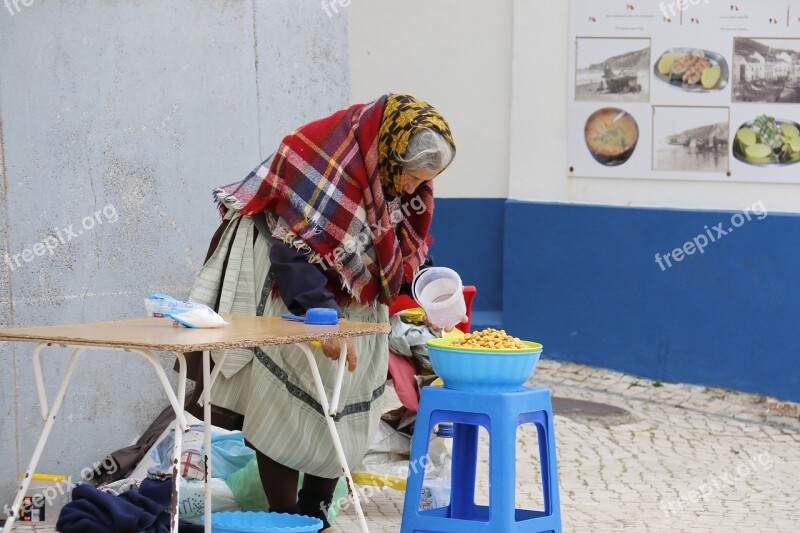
[{"xmin": 144, "ymin": 294, "xmax": 228, "ymax": 328}]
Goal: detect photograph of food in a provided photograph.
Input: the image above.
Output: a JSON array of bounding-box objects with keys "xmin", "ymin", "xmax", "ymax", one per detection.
[
  {"xmin": 733, "ymin": 38, "xmax": 800, "ymax": 104},
  {"xmin": 654, "ymin": 48, "xmax": 729, "ymax": 92},
  {"xmin": 584, "ymin": 107, "xmax": 639, "ymax": 166},
  {"xmin": 575, "ymin": 37, "xmax": 650, "ymax": 103},
  {"xmin": 652, "ymin": 106, "xmax": 729, "ymax": 173},
  {"xmin": 733, "ymin": 114, "xmax": 800, "ymax": 166}
]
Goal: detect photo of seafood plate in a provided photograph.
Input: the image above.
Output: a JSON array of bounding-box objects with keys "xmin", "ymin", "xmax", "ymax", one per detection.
[
  {"xmin": 733, "ymin": 115, "xmax": 800, "ymax": 167},
  {"xmin": 654, "ymin": 48, "xmax": 729, "ymax": 92}
]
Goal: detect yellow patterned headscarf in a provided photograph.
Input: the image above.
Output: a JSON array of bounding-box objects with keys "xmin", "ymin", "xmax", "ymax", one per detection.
[{"xmin": 378, "ymin": 94, "xmax": 456, "ymax": 196}]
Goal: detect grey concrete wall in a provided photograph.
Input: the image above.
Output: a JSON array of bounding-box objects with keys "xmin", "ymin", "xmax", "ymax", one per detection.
[{"xmin": 0, "ymin": 0, "xmax": 349, "ymax": 507}]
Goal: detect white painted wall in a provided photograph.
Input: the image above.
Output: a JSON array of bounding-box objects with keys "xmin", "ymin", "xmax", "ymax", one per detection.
[
  {"xmin": 509, "ymin": 0, "xmax": 800, "ymax": 213},
  {"xmin": 348, "ymin": 0, "xmax": 513, "ymax": 199}
]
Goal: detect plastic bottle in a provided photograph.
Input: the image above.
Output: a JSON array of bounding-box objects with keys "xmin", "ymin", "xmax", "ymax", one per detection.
[{"xmin": 419, "ymin": 423, "xmax": 453, "ymax": 510}]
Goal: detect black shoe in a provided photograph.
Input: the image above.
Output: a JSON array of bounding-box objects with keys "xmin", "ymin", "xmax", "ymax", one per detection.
[{"xmin": 298, "ymin": 488, "xmax": 333, "ymax": 531}]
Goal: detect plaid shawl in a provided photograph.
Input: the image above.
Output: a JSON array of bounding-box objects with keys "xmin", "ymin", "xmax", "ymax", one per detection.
[{"xmin": 215, "ymin": 95, "xmax": 446, "ymax": 306}]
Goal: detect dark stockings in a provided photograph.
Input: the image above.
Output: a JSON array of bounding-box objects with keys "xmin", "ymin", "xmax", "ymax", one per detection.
[{"xmin": 255, "ymin": 448, "xmax": 338, "ymax": 530}]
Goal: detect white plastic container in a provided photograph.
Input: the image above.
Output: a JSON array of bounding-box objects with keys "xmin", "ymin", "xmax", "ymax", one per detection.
[
  {"xmin": 418, "ymin": 480, "xmax": 451, "ymax": 511},
  {"xmin": 17, "ymin": 473, "xmax": 70, "ymax": 525},
  {"xmin": 411, "ymin": 267, "xmax": 466, "ymax": 330},
  {"xmin": 420, "ymin": 423, "xmax": 453, "ymax": 511}
]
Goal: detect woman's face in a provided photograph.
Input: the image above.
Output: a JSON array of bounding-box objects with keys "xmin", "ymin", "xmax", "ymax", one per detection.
[{"xmin": 400, "ymin": 168, "xmax": 438, "ymax": 195}]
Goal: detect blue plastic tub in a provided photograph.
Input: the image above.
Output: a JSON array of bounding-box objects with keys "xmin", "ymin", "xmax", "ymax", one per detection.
[
  {"xmin": 202, "ymin": 511, "xmax": 322, "ymax": 532},
  {"xmin": 427, "ymin": 337, "xmax": 543, "ymax": 393}
]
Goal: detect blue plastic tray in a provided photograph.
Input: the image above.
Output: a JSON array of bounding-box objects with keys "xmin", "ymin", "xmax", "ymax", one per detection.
[{"xmin": 203, "ymin": 511, "xmax": 322, "ymax": 532}]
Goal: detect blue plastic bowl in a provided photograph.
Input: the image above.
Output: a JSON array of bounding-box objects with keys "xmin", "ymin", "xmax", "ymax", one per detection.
[
  {"xmin": 202, "ymin": 511, "xmax": 322, "ymax": 532},
  {"xmin": 427, "ymin": 337, "xmax": 543, "ymax": 393}
]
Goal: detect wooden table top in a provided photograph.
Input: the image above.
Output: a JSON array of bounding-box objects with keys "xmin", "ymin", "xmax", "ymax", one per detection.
[{"xmin": 0, "ymin": 314, "xmax": 390, "ymax": 352}]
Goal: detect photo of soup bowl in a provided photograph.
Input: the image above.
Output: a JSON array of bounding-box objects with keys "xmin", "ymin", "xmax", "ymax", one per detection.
[{"xmin": 584, "ymin": 107, "xmax": 639, "ymax": 166}]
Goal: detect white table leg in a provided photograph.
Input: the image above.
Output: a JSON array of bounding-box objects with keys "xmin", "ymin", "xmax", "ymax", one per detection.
[
  {"xmin": 130, "ymin": 349, "xmax": 188, "ymax": 431},
  {"xmin": 201, "ymin": 349, "xmax": 227, "ymax": 533},
  {"xmin": 197, "ymin": 348, "xmax": 230, "ymax": 408},
  {"xmin": 31, "ymin": 343, "xmax": 50, "ymax": 420},
  {"xmin": 329, "ymin": 343, "xmax": 348, "ymax": 417},
  {"xmin": 2, "ymin": 346, "xmax": 86, "ymax": 533},
  {"xmin": 297, "ymin": 341, "xmax": 370, "ymax": 533},
  {"xmin": 175, "ymin": 352, "xmax": 187, "ymax": 411},
  {"xmin": 172, "ymin": 352, "xmax": 187, "ymax": 533},
  {"xmin": 130, "ymin": 348, "xmax": 187, "ymax": 533}
]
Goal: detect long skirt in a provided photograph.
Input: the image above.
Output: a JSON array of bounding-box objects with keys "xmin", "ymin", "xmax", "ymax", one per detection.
[{"xmin": 188, "ymin": 213, "xmax": 389, "ymax": 478}]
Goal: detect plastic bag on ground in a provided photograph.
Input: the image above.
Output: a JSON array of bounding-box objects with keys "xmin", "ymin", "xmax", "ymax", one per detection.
[
  {"xmin": 226, "ymin": 457, "xmax": 348, "ymax": 525},
  {"xmin": 147, "ymin": 427, "xmax": 254, "ymax": 481}
]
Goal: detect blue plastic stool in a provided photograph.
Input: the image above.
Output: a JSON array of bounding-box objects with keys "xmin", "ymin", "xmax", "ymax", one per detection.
[{"xmin": 401, "ymin": 387, "xmax": 562, "ymax": 533}]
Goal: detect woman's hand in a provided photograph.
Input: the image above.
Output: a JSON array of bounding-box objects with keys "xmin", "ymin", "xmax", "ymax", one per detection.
[
  {"xmin": 423, "ymin": 314, "xmax": 469, "ymax": 334},
  {"xmin": 321, "ymin": 337, "xmax": 358, "ymax": 372}
]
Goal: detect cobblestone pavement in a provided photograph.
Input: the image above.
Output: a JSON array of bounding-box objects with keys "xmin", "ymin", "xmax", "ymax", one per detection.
[
  {"xmin": 335, "ymin": 359, "xmax": 800, "ymax": 532},
  {"xmin": 6, "ymin": 360, "xmax": 797, "ymax": 532}
]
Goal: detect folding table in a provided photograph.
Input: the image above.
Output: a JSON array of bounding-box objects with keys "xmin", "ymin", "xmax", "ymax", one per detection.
[{"xmin": 0, "ymin": 314, "xmax": 390, "ymax": 533}]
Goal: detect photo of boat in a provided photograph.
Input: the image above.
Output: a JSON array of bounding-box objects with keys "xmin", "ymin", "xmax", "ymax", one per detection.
[
  {"xmin": 575, "ymin": 38, "xmax": 650, "ymax": 103},
  {"xmin": 653, "ymin": 107, "xmax": 729, "ymax": 173}
]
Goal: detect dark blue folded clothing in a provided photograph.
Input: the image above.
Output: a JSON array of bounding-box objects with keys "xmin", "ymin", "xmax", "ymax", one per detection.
[
  {"xmin": 138, "ymin": 478, "xmax": 173, "ymax": 509},
  {"xmin": 57, "ymin": 482, "xmax": 203, "ymax": 533}
]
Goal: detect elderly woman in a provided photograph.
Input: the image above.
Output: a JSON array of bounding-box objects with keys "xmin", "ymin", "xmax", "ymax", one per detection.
[{"xmin": 189, "ymin": 94, "xmax": 456, "ymax": 529}]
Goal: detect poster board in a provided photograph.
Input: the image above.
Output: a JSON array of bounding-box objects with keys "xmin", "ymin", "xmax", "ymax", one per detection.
[{"xmin": 568, "ymin": 0, "xmax": 800, "ymax": 182}]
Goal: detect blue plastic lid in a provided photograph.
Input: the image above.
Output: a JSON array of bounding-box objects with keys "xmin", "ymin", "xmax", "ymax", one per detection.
[
  {"xmin": 280, "ymin": 308, "xmax": 339, "ymax": 326},
  {"xmin": 435, "ymin": 423, "xmax": 454, "ymax": 438},
  {"xmin": 305, "ymin": 308, "xmax": 339, "ymax": 325}
]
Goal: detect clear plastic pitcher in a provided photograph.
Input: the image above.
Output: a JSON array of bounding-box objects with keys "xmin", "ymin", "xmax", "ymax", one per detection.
[{"xmin": 411, "ymin": 267, "xmax": 466, "ymax": 330}]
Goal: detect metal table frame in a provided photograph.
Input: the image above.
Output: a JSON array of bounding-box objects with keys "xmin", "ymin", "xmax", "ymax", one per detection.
[{"xmin": 0, "ymin": 317, "xmax": 382, "ymax": 533}]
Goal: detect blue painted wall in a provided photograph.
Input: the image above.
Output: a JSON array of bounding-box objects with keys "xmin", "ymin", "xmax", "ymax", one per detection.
[
  {"xmin": 429, "ymin": 198, "xmax": 505, "ymax": 328},
  {"xmin": 502, "ymin": 200, "xmax": 800, "ymax": 403},
  {"xmin": 411, "ymin": 198, "xmax": 799, "ymax": 401}
]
